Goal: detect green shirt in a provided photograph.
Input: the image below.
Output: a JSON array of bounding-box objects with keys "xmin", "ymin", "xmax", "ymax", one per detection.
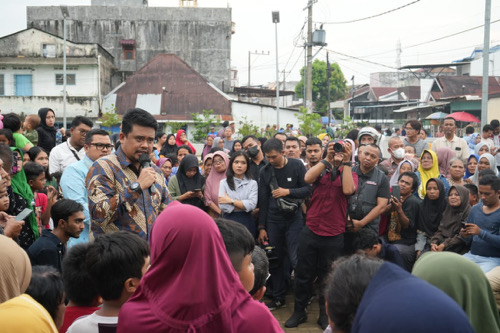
[{"xmin": 13, "ymin": 133, "xmax": 32, "ymax": 151}]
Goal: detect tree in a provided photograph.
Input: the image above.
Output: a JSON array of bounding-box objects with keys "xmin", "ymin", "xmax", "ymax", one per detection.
[
  {"xmin": 295, "ymin": 106, "xmax": 323, "ymax": 137},
  {"xmin": 191, "ymin": 109, "xmax": 217, "ymax": 143},
  {"xmin": 295, "ymin": 59, "xmax": 347, "ymax": 114},
  {"xmin": 165, "ymin": 121, "xmax": 186, "ymax": 134},
  {"xmin": 237, "ymin": 116, "xmax": 260, "ymax": 137},
  {"xmin": 99, "ymin": 104, "xmax": 122, "ymax": 133}
]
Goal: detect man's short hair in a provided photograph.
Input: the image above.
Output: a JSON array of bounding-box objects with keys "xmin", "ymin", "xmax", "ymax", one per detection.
[
  {"xmin": 305, "ymin": 137, "xmax": 322, "ymax": 147},
  {"xmin": 359, "ymin": 143, "xmax": 382, "ymax": 157},
  {"xmin": 62, "ymin": 243, "xmax": 99, "ymax": 306},
  {"xmin": 262, "ymin": 138, "xmax": 283, "ymax": 154},
  {"xmin": 25, "ymin": 265, "xmax": 64, "ymax": 323},
  {"xmin": 249, "ymin": 246, "xmax": 269, "ymax": 296},
  {"xmin": 443, "ymin": 117, "xmax": 456, "ymax": 125},
  {"xmin": 86, "ymin": 231, "xmax": 149, "ymax": 301},
  {"xmin": 490, "ymin": 119, "xmax": 499, "ymax": 129},
  {"xmin": 478, "ymin": 169, "xmax": 497, "ymax": 179},
  {"xmin": 353, "ymin": 228, "xmax": 379, "ymax": 251},
  {"xmin": 176, "ymin": 145, "xmax": 193, "ymax": 154},
  {"xmin": 24, "ymin": 161, "xmax": 45, "ymax": 182},
  {"xmin": 463, "ymin": 183, "xmax": 478, "ymax": 197},
  {"xmin": 405, "ymin": 120, "xmax": 422, "ymax": 132},
  {"xmin": 51, "ymin": 199, "xmax": 84, "ymax": 228},
  {"xmin": 241, "ymin": 135, "xmax": 259, "ymax": 146},
  {"xmin": 465, "ymin": 126, "xmax": 474, "ymax": 135},
  {"xmin": 70, "ymin": 116, "xmax": 93, "ymax": 129},
  {"xmin": 3, "ymin": 113, "xmax": 22, "ymax": 132},
  {"xmin": 214, "ymin": 218, "xmax": 255, "ymax": 272},
  {"xmin": 285, "ymin": 136, "xmax": 300, "ymax": 146},
  {"xmin": 0, "ymin": 143, "xmax": 13, "ymax": 171},
  {"xmin": 85, "ymin": 128, "xmax": 110, "ymax": 145},
  {"xmin": 398, "ymin": 171, "xmax": 419, "ymax": 192},
  {"xmin": 479, "ymin": 174, "xmax": 500, "ymax": 192},
  {"xmin": 346, "ymin": 129, "xmax": 359, "ymax": 142},
  {"xmin": 273, "ymin": 132, "xmax": 287, "ymax": 139},
  {"xmin": 483, "ymin": 124, "xmax": 494, "ymax": 133},
  {"xmin": 121, "ymin": 108, "xmax": 158, "ymax": 136},
  {"xmin": 0, "ymin": 129, "xmax": 14, "ymax": 147}
]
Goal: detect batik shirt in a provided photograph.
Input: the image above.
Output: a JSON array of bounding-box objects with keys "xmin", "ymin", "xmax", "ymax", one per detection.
[{"xmin": 86, "ymin": 147, "xmax": 171, "ymax": 240}]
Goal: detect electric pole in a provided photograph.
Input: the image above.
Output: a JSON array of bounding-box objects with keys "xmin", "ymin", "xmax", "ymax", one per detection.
[
  {"xmin": 481, "ymin": 0, "xmax": 491, "ymax": 127},
  {"xmin": 305, "ymin": 0, "xmax": 314, "ymax": 112},
  {"xmin": 327, "ymin": 52, "xmax": 332, "ymax": 126},
  {"xmin": 247, "ymin": 50, "xmax": 269, "ymax": 87}
]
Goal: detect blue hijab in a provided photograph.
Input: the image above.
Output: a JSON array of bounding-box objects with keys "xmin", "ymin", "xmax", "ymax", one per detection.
[
  {"xmin": 465, "ymin": 154, "xmax": 479, "ymax": 179},
  {"xmin": 351, "ymin": 262, "xmax": 473, "ymax": 333}
]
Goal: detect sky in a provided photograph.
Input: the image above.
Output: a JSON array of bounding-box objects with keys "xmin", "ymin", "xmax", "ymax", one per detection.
[{"xmin": 1, "ymin": 0, "xmax": 499, "ymax": 88}]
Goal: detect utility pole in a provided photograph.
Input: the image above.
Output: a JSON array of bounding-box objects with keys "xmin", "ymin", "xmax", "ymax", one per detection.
[
  {"xmin": 481, "ymin": 0, "xmax": 491, "ymax": 127},
  {"xmin": 60, "ymin": 5, "xmax": 70, "ymax": 130},
  {"xmin": 327, "ymin": 52, "xmax": 332, "ymax": 126},
  {"xmin": 305, "ymin": 0, "xmax": 314, "ymax": 112},
  {"xmin": 272, "ymin": 12, "xmax": 280, "ymax": 128},
  {"xmin": 247, "ymin": 50, "xmax": 269, "ymax": 87}
]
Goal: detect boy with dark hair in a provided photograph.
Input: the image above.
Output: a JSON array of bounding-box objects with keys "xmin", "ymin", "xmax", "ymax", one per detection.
[
  {"xmin": 481, "ymin": 124, "xmax": 495, "ymax": 146},
  {"xmin": 249, "ymin": 246, "xmax": 269, "ymax": 301},
  {"xmin": 27, "ymin": 199, "xmax": 84, "ymax": 272},
  {"xmin": 67, "ymin": 231, "xmax": 150, "ymax": 332},
  {"xmin": 215, "ymin": 218, "xmax": 255, "ymax": 292},
  {"xmin": 60, "ymin": 243, "xmax": 101, "ymax": 333},
  {"xmin": 354, "ymin": 228, "xmax": 404, "ymax": 268},
  {"xmin": 3, "ymin": 112, "xmax": 33, "ymax": 151},
  {"xmin": 464, "ymin": 183, "xmax": 479, "ymax": 207}
]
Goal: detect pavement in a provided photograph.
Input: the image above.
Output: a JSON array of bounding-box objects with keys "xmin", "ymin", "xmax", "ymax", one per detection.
[{"xmin": 267, "ymin": 293, "xmax": 324, "ymax": 333}]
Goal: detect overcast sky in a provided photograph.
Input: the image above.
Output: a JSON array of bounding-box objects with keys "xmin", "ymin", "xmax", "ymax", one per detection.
[{"xmin": 1, "ymin": 0, "xmax": 498, "ymax": 88}]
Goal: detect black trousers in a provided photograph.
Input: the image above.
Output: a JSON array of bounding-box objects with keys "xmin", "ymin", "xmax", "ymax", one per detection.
[{"xmin": 293, "ymin": 226, "xmax": 344, "ymax": 313}]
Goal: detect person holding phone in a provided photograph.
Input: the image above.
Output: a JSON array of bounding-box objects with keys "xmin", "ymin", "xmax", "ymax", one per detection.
[
  {"xmin": 385, "ymin": 171, "xmax": 421, "ymax": 271},
  {"xmin": 167, "ymin": 154, "xmax": 205, "ymax": 210}
]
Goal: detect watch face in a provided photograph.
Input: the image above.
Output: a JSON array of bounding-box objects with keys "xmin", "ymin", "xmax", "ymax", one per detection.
[{"xmin": 131, "ymin": 182, "xmax": 140, "ymax": 191}]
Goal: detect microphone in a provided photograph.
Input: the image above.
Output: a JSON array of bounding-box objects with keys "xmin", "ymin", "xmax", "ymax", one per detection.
[{"xmin": 139, "ymin": 153, "xmax": 152, "ymax": 169}]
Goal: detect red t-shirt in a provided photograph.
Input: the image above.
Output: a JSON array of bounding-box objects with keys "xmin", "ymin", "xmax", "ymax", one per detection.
[
  {"xmin": 34, "ymin": 192, "xmax": 49, "ymax": 230},
  {"xmin": 306, "ymin": 168, "xmax": 358, "ymax": 237},
  {"xmin": 59, "ymin": 306, "xmax": 101, "ymax": 333}
]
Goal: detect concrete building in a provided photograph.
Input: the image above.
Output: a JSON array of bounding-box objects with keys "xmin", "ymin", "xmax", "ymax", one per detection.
[
  {"xmin": 0, "ymin": 28, "xmax": 114, "ymax": 120},
  {"xmin": 27, "ymin": 3, "xmax": 233, "ymax": 91}
]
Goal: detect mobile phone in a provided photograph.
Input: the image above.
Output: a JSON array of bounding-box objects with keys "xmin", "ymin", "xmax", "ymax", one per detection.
[
  {"xmin": 193, "ymin": 189, "xmax": 202, "ymax": 192},
  {"xmin": 391, "ymin": 185, "xmax": 401, "ymax": 200},
  {"xmin": 460, "ymin": 221, "xmax": 467, "ymax": 229},
  {"xmin": 16, "ymin": 208, "xmax": 33, "ymax": 221}
]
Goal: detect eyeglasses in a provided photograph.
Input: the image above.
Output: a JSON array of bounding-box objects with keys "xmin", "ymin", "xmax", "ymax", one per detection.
[
  {"xmin": 213, "ymin": 159, "xmax": 225, "ymax": 166},
  {"xmin": 404, "ymin": 127, "xmax": 414, "ymax": 131},
  {"xmin": 89, "ymin": 143, "xmax": 113, "ymax": 151}
]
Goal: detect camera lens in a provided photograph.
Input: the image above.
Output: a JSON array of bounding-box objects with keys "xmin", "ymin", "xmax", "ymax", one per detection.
[{"xmin": 333, "ymin": 142, "xmax": 344, "ymax": 152}]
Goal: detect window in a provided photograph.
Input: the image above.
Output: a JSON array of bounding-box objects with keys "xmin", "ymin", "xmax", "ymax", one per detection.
[
  {"xmin": 43, "ymin": 44, "xmax": 56, "ymax": 58},
  {"xmin": 120, "ymin": 40, "xmax": 136, "ymax": 60},
  {"xmin": 15, "ymin": 75, "xmax": 32, "ymax": 96},
  {"xmin": 0, "ymin": 75, "xmax": 4, "ymax": 96},
  {"xmin": 55, "ymin": 74, "xmax": 76, "ymax": 85}
]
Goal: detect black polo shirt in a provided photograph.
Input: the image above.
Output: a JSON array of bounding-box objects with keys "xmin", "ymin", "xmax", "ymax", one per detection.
[{"xmin": 27, "ymin": 229, "xmax": 65, "ymax": 272}]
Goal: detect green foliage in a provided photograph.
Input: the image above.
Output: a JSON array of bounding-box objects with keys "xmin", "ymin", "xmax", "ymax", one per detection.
[
  {"xmin": 237, "ymin": 116, "xmax": 260, "ymax": 137},
  {"xmin": 295, "ymin": 59, "xmax": 347, "ymax": 114},
  {"xmin": 191, "ymin": 109, "xmax": 217, "ymax": 143},
  {"xmin": 99, "ymin": 104, "xmax": 122, "ymax": 132},
  {"xmin": 164, "ymin": 121, "xmax": 186, "ymax": 134},
  {"xmin": 295, "ymin": 107, "xmax": 323, "ymax": 137},
  {"xmin": 337, "ymin": 116, "xmax": 358, "ymax": 138}
]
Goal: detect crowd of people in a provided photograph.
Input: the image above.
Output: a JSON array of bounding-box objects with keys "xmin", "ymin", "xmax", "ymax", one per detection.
[{"xmin": 0, "ymin": 106, "xmax": 500, "ymax": 332}]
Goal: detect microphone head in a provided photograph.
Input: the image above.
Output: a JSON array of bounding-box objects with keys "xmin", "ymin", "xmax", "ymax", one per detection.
[{"xmin": 139, "ymin": 153, "xmax": 151, "ymax": 168}]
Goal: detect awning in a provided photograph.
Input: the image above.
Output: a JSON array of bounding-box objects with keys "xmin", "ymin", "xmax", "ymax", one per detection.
[
  {"xmin": 393, "ymin": 102, "xmax": 449, "ymax": 113},
  {"xmin": 120, "ymin": 39, "xmax": 136, "ymax": 46}
]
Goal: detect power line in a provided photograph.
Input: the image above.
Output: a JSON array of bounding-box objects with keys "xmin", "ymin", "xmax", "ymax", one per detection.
[
  {"xmin": 318, "ymin": 0, "xmax": 421, "ymax": 25},
  {"xmin": 323, "ymin": 48, "xmax": 398, "ymax": 70}
]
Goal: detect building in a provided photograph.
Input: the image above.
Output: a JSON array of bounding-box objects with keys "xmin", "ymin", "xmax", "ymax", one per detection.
[
  {"xmin": 27, "ymin": 2, "xmax": 233, "ymax": 91},
  {"xmin": 0, "ymin": 28, "xmax": 114, "ymax": 120}
]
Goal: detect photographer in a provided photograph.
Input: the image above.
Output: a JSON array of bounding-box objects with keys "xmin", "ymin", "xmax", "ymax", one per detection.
[
  {"xmin": 285, "ymin": 140, "xmax": 357, "ymax": 329},
  {"xmin": 257, "ymin": 138, "xmax": 310, "ymax": 311}
]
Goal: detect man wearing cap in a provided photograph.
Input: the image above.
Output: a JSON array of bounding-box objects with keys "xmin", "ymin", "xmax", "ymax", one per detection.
[{"xmin": 357, "ymin": 127, "xmax": 380, "ymax": 145}]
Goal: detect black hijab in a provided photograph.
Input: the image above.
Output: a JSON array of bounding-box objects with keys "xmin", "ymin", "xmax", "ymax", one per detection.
[
  {"xmin": 176, "ymin": 155, "xmax": 205, "ymax": 210},
  {"xmin": 418, "ymin": 178, "xmax": 447, "ymax": 236},
  {"xmin": 160, "ymin": 134, "xmax": 177, "ymax": 156},
  {"xmin": 36, "ymin": 108, "xmax": 57, "ymax": 153}
]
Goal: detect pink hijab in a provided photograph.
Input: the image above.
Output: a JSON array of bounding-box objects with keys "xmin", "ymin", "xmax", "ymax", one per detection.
[
  {"xmin": 117, "ymin": 202, "xmax": 281, "ymax": 333},
  {"xmin": 436, "ymin": 147, "xmax": 456, "ymax": 177},
  {"xmin": 204, "ymin": 151, "xmax": 229, "ymax": 207}
]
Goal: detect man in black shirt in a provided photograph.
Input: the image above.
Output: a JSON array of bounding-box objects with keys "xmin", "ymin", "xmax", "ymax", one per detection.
[
  {"xmin": 242, "ymin": 135, "xmax": 267, "ymax": 182},
  {"xmin": 258, "ymin": 139, "xmax": 310, "ymax": 310},
  {"xmin": 27, "ymin": 199, "xmax": 84, "ymax": 272}
]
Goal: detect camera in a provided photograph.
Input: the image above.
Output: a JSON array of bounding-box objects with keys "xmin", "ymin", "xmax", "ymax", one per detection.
[
  {"xmin": 261, "ymin": 242, "xmax": 279, "ymax": 269},
  {"xmin": 333, "ymin": 140, "xmax": 346, "ymax": 152}
]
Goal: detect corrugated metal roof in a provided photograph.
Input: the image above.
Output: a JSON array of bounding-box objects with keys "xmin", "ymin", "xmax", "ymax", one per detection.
[
  {"xmin": 114, "ymin": 54, "xmax": 232, "ymax": 119},
  {"xmin": 431, "ymin": 76, "xmax": 500, "ymax": 100}
]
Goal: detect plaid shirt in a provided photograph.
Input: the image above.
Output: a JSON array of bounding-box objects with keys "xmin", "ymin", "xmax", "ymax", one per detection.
[{"xmin": 86, "ymin": 147, "xmax": 171, "ymax": 240}]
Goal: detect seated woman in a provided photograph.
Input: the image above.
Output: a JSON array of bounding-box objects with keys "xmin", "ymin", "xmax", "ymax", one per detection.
[
  {"xmin": 117, "ymin": 202, "xmax": 282, "ymax": 333},
  {"xmin": 415, "ymin": 149, "xmax": 449, "ymax": 199},
  {"xmin": 470, "ymin": 153, "xmax": 498, "ymax": 186},
  {"xmin": 230, "ymin": 140, "xmax": 243, "ymax": 157},
  {"xmin": 218, "ymin": 151, "xmax": 258, "ymax": 236},
  {"xmin": 175, "ymin": 129, "xmax": 196, "ymax": 155},
  {"xmin": 156, "ymin": 157, "xmax": 173, "ymax": 186},
  {"xmin": 389, "ymin": 159, "xmax": 415, "ymax": 187},
  {"xmin": 413, "ymin": 252, "xmax": 500, "ymax": 333},
  {"xmin": 447, "ymin": 158, "xmax": 466, "ymax": 186},
  {"xmin": 429, "ymin": 185, "xmax": 470, "ymax": 254},
  {"xmin": 201, "ymin": 134, "xmax": 215, "ymax": 160},
  {"xmin": 167, "ymin": 154, "xmax": 205, "ymax": 210}
]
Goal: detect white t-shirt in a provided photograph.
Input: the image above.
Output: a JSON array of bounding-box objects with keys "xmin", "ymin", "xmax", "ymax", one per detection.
[{"xmin": 66, "ymin": 311, "xmax": 118, "ymax": 333}]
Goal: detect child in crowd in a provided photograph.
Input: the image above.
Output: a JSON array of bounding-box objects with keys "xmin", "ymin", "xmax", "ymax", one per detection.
[
  {"xmin": 354, "ymin": 228, "xmax": 404, "ymax": 268},
  {"xmin": 67, "ymin": 231, "xmax": 150, "ymax": 333},
  {"xmin": 0, "ymin": 128, "xmax": 14, "ymax": 146},
  {"xmin": 24, "ymin": 114, "xmax": 41, "ymax": 146},
  {"xmin": 249, "ymin": 246, "xmax": 269, "ymax": 301},
  {"xmin": 27, "ymin": 147, "xmax": 58, "ymax": 189},
  {"xmin": 24, "ymin": 162, "xmax": 57, "ymax": 231},
  {"xmin": 215, "ymin": 218, "xmax": 255, "ymax": 292},
  {"xmin": 60, "ymin": 243, "xmax": 101, "ymax": 333},
  {"xmin": 464, "ymin": 183, "xmax": 479, "ymax": 207}
]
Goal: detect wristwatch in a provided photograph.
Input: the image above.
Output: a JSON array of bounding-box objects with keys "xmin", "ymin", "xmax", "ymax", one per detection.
[
  {"xmin": 342, "ymin": 162, "xmax": 352, "ymax": 166},
  {"xmin": 231, "ymin": 199, "xmax": 235, "ymax": 205},
  {"xmin": 130, "ymin": 182, "xmax": 142, "ymax": 193}
]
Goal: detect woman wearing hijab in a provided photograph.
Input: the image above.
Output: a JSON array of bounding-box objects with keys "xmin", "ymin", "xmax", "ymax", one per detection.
[
  {"xmin": 167, "ymin": 154, "xmax": 205, "ymax": 209},
  {"xmin": 475, "ymin": 141, "xmax": 492, "ymax": 156},
  {"xmin": 470, "ymin": 153, "xmax": 498, "ymax": 186},
  {"xmin": 204, "ymin": 151, "xmax": 229, "ymax": 218},
  {"xmin": 175, "ymin": 129, "xmax": 196, "ymax": 154},
  {"xmin": 415, "ymin": 178, "xmax": 447, "ymax": 255},
  {"xmin": 202, "ymin": 153, "xmax": 213, "ymax": 178},
  {"xmin": 202, "ymin": 134, "xmax": 215, "ymax": 160},
  {"xmin": 117, "ymin": 202, "xmax": 282, "ymax": 333},
  {"xmin": 36, "ymin": 108, "xmax": 57, "ymax": 153},
  {"xmin": 465, "ymin": 154, "xmax": 479, "ymax": 180},
  {"xmin": 0, "ymin": 235, "xmax": 32, "ymax": 303},
  {"xmin": 156, "ymin": 157, "xmax": 173, "ymax": 186},
  {"xmin": 212, "ymin": 137, "xmax": 230, "ymax": 154},
  {"xmin": 389, "ymin": 160, "xmax": 415, "ymax": 187},
  {"xmin": 159, "ymin": 134, "xmax": 177, "ymax": 157},
  {"xmin": 413, "ymin": 252, "xmax": 500, "ymax": 333},
  {"xmin": 430, "ymin": 185, "xmax": 470, "ymax": 254},
  {"xmin": 436, "ymin": 147, "xmax": 456, "ymax": 178},
  {"xmin": 416, "ymin": 149, "xmax": 449, "ymax": 199}
]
